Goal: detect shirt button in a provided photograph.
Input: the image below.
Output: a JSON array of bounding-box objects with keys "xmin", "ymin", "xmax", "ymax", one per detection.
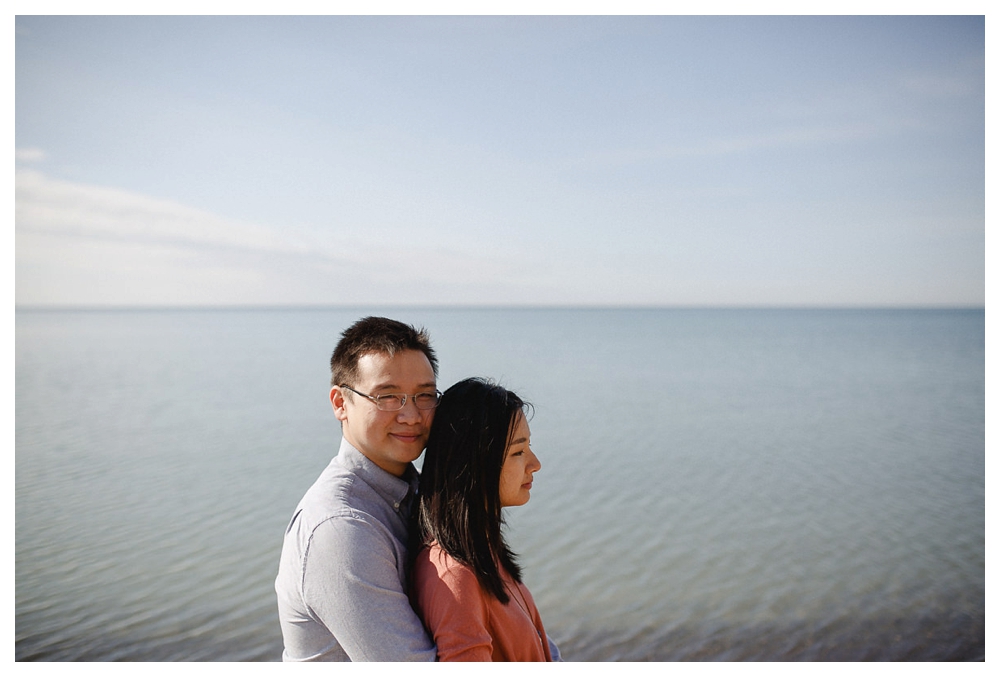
[{"xmin": 394, "ymin": 502, "xmax": 400, "ymax": 510}]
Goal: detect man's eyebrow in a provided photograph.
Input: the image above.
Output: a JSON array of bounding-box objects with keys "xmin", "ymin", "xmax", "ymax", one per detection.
[{"xmin": 370, "ymin": 381, "xmax": 437, "ymax": 392}]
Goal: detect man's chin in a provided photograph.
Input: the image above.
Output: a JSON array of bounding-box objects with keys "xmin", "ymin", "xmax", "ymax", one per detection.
[
  {"xmin": 389, "ymin": 435, "xmax": 426, "ymax": 458},
  {"xmin": 390, "ymin": 433, "xmax": 424, "ymax": 445}
]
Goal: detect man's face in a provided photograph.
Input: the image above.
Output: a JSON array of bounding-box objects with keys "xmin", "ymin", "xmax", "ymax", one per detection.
[{"xmin": 331, "ymin": 349, "xmax": 437, "ymax": 477}]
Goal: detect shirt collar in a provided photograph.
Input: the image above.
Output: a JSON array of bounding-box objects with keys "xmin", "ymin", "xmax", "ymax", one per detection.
[{"xmin": 336, "ymin": 437, "xmax": 419, "ymax": 507}]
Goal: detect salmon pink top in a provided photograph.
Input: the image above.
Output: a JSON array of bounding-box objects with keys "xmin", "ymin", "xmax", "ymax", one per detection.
[{"xmin": 413, "ymin": 543, "xmax": 553, "ymax": 662}]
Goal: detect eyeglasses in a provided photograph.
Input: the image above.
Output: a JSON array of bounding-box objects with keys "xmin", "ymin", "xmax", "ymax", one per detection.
[{"xmin": 339, "ymin": 385, "xmax": 442, "ymax": 411}]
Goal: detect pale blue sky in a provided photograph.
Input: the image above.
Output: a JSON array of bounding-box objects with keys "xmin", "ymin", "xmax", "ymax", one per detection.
[{"xmin": 15, "ymin": 14, "xmax": 985, "ymax": 307}]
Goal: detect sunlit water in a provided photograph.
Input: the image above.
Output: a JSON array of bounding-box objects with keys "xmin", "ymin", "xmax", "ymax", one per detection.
[{"xmin": 15, "ymin": 308, "xmax": 984, "ymax": 661}]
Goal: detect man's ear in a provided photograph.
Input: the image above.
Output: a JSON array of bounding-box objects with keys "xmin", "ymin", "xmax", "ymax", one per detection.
[{"xmin": 331, "ymin": 386, "xmax": 348, "ymax": 422}]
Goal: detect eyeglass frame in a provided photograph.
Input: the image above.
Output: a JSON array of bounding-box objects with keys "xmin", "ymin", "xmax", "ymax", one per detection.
[{"xmin": 338, "ymin": 384, "xmax": 443, "ymax": 411}]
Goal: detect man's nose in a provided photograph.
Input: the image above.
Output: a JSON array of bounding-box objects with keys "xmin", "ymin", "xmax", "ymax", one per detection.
[{"xmin": 395, "ymin": 397, "xmax": 421, "ymax": 421}]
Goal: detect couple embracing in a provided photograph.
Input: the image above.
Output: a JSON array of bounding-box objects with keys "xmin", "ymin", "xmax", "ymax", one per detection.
[{"xmin": 275, "ymin": 316, "xmax": 560, "ymax": 661}]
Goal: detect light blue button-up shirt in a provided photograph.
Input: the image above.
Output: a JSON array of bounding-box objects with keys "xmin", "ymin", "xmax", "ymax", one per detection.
[{"xmin": 275, "ymin": 438, "xmax": 437, "ymax": 661}]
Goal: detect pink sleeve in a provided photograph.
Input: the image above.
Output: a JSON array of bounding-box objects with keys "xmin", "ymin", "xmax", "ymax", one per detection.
[{"xmin": 414, "ymin": 550, "xmax": 494, "ymax": 662}]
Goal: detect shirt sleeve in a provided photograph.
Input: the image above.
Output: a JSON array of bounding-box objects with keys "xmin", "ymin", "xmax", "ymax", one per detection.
[
  {"xmin": 548, "ymin": 635, "xmax": 562, "ymax": 661},
  {"xmin": 414, "ymin": 553, "xmax": 494, "ymax": 661},
  {"xmin": 301, "ymin": 515, "xmax": 436, "ymax": 662}
]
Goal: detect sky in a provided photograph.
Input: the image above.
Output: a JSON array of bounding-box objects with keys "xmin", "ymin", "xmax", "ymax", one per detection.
[{"xmin": 14, "ymin": 13, "xmax": 985, "ymax": 308}]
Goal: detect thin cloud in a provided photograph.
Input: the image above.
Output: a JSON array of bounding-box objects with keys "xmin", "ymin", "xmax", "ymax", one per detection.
[
  {"xmin": 14, "ymin": 169, "xmax": 544, "ymax": 306},
  {"xmin": 16, "ymin": 147, "xmax": 46, "ymax": 163},
  {"xmin": 556, "ymin": 123, "xmax": 876, "ymax": 172},
  {"xmin": 899, "ymin": 72, "xmax": 980, "ymax": 99},
  {"xmin": 15, "ymin": 169, "xmax": 309, "ymax": 255}
]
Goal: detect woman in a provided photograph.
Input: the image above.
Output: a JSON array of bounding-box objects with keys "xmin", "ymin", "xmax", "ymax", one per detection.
[{"xmin": 411, "ymin": 377, "xmax": 555, "ymax": 661}]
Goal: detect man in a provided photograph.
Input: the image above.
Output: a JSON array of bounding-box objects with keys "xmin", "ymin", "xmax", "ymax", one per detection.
[{"xmin": 275, "ymin": 316, "xmax": 439, "ymax": 661}]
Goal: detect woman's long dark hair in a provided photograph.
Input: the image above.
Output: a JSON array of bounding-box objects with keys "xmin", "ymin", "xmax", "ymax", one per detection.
[{"xmin": 415, "ymin": 377, "xmax": 530, "ymax": 604}]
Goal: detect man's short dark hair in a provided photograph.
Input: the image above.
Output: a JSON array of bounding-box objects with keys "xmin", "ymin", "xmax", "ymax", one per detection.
[{"xmin": 331, "ymin": 316, "xmax": 438, "ymax": 387}]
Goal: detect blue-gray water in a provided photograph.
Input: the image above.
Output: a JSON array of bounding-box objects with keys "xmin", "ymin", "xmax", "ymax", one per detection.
[{"xmin": 15, "ymin": 308, "xmax": 984, "ymax": 661}]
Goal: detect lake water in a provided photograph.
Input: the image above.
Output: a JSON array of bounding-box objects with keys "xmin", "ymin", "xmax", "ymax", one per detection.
[{"xmin": 15, "ymin": 307, "xmax": 985, "ymax": 661}]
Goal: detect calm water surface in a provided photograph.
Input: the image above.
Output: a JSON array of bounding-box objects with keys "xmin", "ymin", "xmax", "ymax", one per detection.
[{"xmin": 15, "ymin": 308, "xmax": 984, "ymax": 661}]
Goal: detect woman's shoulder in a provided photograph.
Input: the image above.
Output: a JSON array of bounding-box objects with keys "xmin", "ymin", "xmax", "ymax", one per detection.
[
  {"xmin": 416, "ymin": 542, "xmax": 471, "ymax": 573},
  {"xmin": 415, "ymin": 542, "xmax": 481, "ymax": 592}
]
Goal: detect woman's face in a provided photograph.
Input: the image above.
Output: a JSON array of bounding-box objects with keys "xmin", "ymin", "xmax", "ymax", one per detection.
[{"xmin": 499, "ymin": 413, "xmax": 541, "ymax": 508}]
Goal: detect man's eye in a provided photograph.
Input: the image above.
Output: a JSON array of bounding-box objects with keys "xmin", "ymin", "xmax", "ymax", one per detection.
[
  {"xmin": 414, "ymin": 393, "xmax": 436, "ymax": 403},
  {"xmin": 378, "ymin": 394, "xmax": 403, "ymax": 405}
]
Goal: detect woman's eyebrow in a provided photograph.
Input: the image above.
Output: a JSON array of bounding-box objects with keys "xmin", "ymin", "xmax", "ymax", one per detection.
[{"xmin": 509, "ymin": 436, "xmax": 528, "ymax": 445}]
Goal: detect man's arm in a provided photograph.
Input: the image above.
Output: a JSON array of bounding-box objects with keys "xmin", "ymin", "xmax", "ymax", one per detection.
[
  {"xmin": 548, "ymin": 636, "xmax": 562, "ymax": 661},
  {"xmin": 302, "ymin": 515, "xmax": 436, "ymax": 661}
]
